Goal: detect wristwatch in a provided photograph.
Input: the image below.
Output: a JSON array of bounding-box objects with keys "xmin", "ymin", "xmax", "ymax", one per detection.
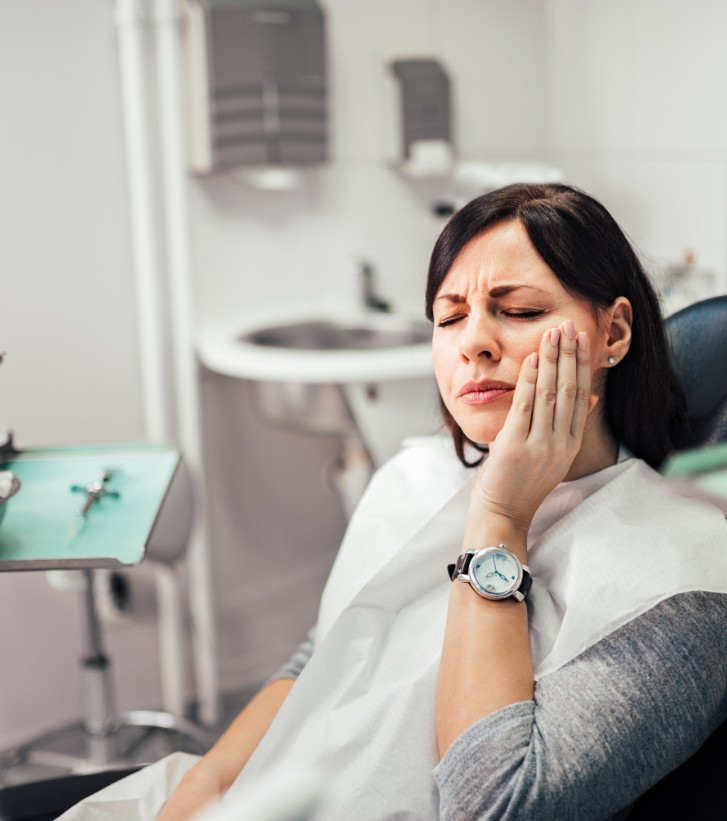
[{"xmin": 447, "ymin": 544, "xmax": 532, "ymax": 602}]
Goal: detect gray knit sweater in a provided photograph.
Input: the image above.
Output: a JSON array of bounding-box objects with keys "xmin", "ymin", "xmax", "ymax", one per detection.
[{"xmin": 273, "ymin": 591, "xmax": 727, "ymax": 820}]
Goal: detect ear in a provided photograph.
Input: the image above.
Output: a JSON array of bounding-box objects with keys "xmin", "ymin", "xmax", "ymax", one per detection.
[{"xmin": 603, "ymin": 297, "xmax": 633, "ymax": 366}]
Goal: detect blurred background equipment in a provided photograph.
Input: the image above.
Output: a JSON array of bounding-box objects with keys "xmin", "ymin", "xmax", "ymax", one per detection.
[
  {"xmin": 0, "ymin": 446, "xmax": 214, "ymax": 782},
  {"xmin": 184, "ymin": 0, "xmax": 328, "ymax": 186}
]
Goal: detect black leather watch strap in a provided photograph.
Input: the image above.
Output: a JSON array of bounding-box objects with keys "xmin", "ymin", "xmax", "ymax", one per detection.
[
  {"xmin": 518, "ymin": 570, "xmax": 534, "ymax": 600},
  {"xmin": 447, "ymin": 551, "xmax": 473, "ymax": 581}
]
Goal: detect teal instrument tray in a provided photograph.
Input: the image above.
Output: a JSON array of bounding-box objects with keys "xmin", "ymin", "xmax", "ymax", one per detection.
[{"xmin": 0, "ymin": 444, "xmax": 180, "ymax": 570}]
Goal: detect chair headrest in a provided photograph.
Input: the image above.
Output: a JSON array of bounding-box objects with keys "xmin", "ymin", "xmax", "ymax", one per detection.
[{"xmin": 665, "ymin": 295, "xmax": 727, "ymax": 447}]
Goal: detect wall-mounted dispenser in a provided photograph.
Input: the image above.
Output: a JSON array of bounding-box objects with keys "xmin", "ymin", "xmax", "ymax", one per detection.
[
  {"xmin": 183, "ymin": 0, "xmax": 328, "ymax": 177},
  {"xmin": 387, "ymin": 58, "xmax": 562, "ymax": 213},
  {"xmin": 390, "ymin": 58, "xmax": 454, "ymax": 179}
]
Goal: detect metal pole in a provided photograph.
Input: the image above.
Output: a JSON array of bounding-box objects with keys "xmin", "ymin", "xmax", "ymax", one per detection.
[
  {"xmin": 80, "ymin": 570, "xmax": 119, "ymax": 765},
  {"xmin": 152, "ymin": 0, "xmax": 220, "ymax": 725}
]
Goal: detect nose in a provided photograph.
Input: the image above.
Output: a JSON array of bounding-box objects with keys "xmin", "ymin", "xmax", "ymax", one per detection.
[{"xmin": 458, "ymin": 311, "xmax": 501, "ymax": 362}]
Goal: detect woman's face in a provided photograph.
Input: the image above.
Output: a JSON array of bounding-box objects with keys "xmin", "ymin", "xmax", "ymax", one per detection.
[{"xmin": 431, "ymin": 220, "xmax": 612, "ymax": 445}]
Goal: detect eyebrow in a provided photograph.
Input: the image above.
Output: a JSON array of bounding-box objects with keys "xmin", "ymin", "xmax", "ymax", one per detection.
[{"xmin": 434, "ymin": 283, "xmax": 547, "ymax": 303}]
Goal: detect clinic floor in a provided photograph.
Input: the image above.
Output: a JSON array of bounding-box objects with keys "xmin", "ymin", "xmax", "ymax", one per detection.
[{"xmin": 0, "ymin": 686, "xmax": 257, "ymax": 789}]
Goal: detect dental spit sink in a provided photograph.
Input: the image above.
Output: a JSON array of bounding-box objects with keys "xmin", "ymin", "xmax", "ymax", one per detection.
[
  {"xmin": 197, "ymin": 313, "xmax": 434, "ymax": 384},
  {"xmin": 239, "ymin": 316, "xmax": 432, "ymax": 351},
  {"xmin": 196, "ymin": 312, "xmax": 436, "ymax": 445}
]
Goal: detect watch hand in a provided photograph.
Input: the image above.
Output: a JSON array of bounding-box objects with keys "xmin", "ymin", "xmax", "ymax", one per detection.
[{"xmin": 496, "ymin": 571, "xmax": 509, "ymax": 582}]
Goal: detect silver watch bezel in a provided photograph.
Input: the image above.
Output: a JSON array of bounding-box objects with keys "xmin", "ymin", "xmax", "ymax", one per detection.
[{"xmin": 461, "ymin": 546, "xmax": 525, "ymax": 601}]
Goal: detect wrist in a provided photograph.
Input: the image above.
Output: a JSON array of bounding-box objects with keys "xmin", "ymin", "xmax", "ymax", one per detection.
[
  {"xmin": 469, "ymin": 479, "xmax": 538, "ymax": 533},
  {"xmin": 449, "ymin": 575, "xmax": 527, "ymax": 610},
  {"xmin": 461, "ymin": 513, "xmax": 529, "ymax": 563}
]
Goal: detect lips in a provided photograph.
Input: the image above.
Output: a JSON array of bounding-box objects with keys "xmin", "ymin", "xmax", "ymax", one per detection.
[{"xmin": 458, "ymin": 380, "xmax": 515, "ymax": 405}]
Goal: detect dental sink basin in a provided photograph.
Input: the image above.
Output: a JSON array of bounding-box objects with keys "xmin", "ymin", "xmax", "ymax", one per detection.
[
  {"xmin": 239, "ymin": 316, "xmax": 432, "ymax": 352},
  {"xmin": 196, "ymin": 312, "xmax": 438, "ymax": 469},
  {"xmin": 197, "ymin": 312, "xmax": 434, "ymax": 384}
]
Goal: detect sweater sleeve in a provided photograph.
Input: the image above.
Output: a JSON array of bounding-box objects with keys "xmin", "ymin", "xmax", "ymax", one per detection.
[
  {"xmin": 267, "ymin": 625, "xmax": 316, "ymax": 683},
  {"xmin": 434, "ymin": 591, "xmax": 727, "ymax": 821}
]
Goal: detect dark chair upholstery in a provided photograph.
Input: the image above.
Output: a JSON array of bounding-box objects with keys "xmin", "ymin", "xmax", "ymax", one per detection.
[
  {"xmin": 0, "ymin": 767, "xmax": 140, "ymax": 821},
  {"xmin": 627, "ymin": 719, "xmax": 727, "ymax": 818},
  {"xmin": 628, "ymin": 294, "xmax": 727, "ymax": 820},
  {"xmin": 665, "ymin": 294, "xmax": 727, "ymax": 448}
]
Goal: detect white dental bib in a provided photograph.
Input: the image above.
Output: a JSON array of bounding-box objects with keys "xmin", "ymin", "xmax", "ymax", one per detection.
[{"xmin": 226, "ymin": 434, "xmax": 727, "ymax": 820}]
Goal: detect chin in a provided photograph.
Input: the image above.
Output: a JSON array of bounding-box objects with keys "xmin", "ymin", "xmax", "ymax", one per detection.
[{"xmin": 453, "ymin": 412, "xmax": 508, "ymax": 447}]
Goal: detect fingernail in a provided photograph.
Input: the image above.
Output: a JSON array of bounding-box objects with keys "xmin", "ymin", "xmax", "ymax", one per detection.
[
  {"xmin": 563, "ymin": 320, "xmax": 576, "ymax": 340},
  {"xmin": 577, "ymin": 332, "xmax": 589, "ymax": 351},
  {"xmin": 529, "ymin": 352, "xmax": 539, "ymax": 368},
  {"xmin": 549, "ymin": 328, "xmax": 560, "ymax": 347}
]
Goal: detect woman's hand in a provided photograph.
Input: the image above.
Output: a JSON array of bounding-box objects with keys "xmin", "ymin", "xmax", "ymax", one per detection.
[{"xmin": 469, "ymin": 319, "xmax": 595, "ymax": 539}]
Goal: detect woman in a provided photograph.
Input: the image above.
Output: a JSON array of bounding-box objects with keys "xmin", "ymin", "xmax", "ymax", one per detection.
[{"xmin": 75, "ymin": 184, "xmax": 727, "ymax": 820}]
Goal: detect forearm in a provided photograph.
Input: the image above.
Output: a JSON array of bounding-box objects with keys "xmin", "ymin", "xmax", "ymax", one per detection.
[
  {"xmin": 437, "ymin": 586, "xmax": 533, "ymax": 756},
  {"xmin": 436, "ymin": 514, "xmax": 534, "ymax": 757},
  {"xmin": 194, "ymin": 677, "xmax": 293, "ymax": 790},
  {"xmin": 435, "ymin": 593, "xmax": 727, "ymax": 820},
  {"xmin": 158, "ymin": 677, "xmax": 293, "ymax": 820}
]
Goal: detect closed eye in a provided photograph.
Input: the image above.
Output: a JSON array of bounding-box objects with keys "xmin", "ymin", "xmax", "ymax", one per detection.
[
  {"xmin": 436, "ymin": 315, "xmax": 465, "ymax": 328},
  {"xmin": 502, "ymin": 309, "xmax": 544, "ymax": 319}
]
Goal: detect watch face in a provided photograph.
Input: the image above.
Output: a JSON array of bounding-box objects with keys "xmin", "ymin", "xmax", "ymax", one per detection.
[{"xmin": 469, "ymin": 547, "xmax": 522, "ymax": 599}]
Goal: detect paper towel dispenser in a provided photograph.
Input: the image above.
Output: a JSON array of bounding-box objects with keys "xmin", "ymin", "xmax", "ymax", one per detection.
[
  {"xmin": 391, "ymin": 60, "xmax": 451, "ymax": 158},
  {"xmin": 184, "ymin": 0, "xmax": 328, "ymax": 174},
  {"xmin": 390, "ymin": 58, "xmax": 453, "ymax": 178}
]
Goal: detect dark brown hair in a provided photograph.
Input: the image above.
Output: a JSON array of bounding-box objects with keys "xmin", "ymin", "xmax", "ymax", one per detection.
[{"xmin": 425, "ymin": 183, "xmax": 685, "ymax": 469}]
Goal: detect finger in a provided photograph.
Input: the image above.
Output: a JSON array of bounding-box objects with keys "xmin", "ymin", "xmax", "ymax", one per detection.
[
  {"xmin": 552, "ymin": 319, "xmax": 579, "ymax": 435},
  {"xmin": 529, "ymin": 326, "xmax": 560, "ymax": 435},
  {"xmin": 499, "ymin": 350, "xmax": 539, "ymax": 440},
  {"xmin": 569, "ymin": 331, "xmax": 593, "ymax": 436}
]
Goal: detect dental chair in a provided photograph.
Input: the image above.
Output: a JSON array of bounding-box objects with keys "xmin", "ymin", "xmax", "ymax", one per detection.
[
  {"xmin": 663, "ymin": 294, "xmax": 727, "ymax": 449},
  {"xmin": 627, "ymin": 293, "xmax": 727, "ymax": 819}
]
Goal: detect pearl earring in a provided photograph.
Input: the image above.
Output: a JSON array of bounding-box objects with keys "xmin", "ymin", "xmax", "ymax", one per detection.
[{"xmin": 608, "ymin": 356, "xmax": 616, "ymax": 365}]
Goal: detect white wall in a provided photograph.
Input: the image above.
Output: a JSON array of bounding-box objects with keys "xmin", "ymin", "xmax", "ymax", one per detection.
[
  {"xmin": 0, "ymin": 1, "xmax": 156, "ymax": 747},
  {"xmin": 545, "ymin": 0, "xmax": 727, "ymax": 299}
]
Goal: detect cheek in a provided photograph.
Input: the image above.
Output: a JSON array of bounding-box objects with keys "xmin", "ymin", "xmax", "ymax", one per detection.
[
  {"xmin": 431, "ymin": 339, "xmax": 455, "ymax": 392},
  {"xmin": 501, "ymin": 326, "xmax": 545, "ymax": 364},
  {"xmin": 511, "ymin": 333, "xmax": 541, "ymax": 360}
]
